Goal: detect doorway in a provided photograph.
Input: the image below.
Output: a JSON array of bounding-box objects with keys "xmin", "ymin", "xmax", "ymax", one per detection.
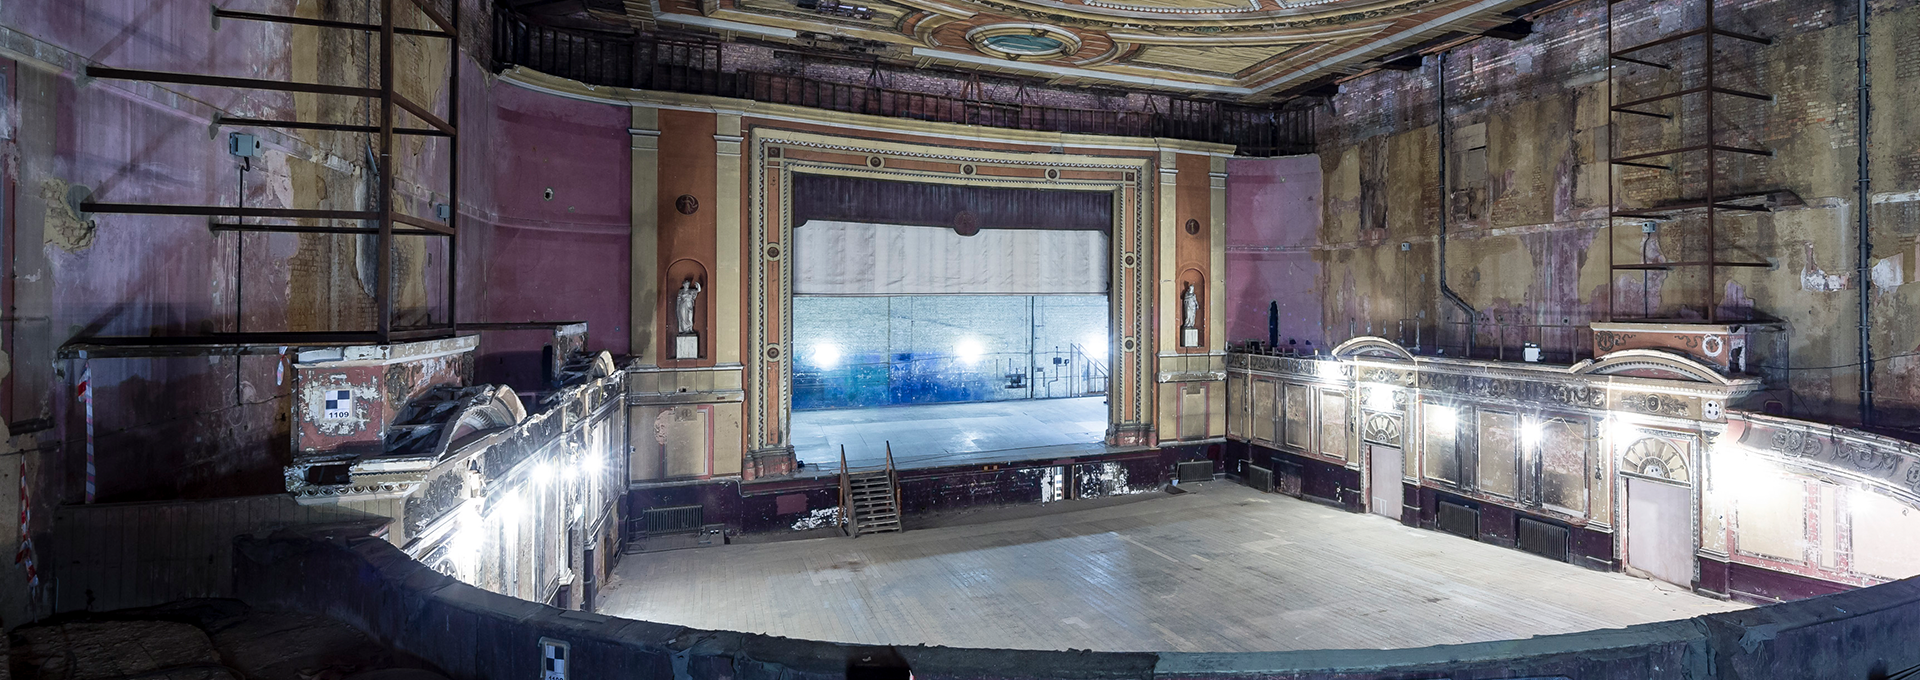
[
  {"xmin": 1369, "ymin": 444, "xmax": 1402, "ymax": 520},
  {"xmin": 1625, "ymin": 477, "xmax": 1695, "ymax": 588}
]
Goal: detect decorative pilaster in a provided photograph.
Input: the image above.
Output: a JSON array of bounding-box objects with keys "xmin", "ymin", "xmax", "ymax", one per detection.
[{"xmin": 630, "ymin": 109, "xmax": 662, "ymax": 364}]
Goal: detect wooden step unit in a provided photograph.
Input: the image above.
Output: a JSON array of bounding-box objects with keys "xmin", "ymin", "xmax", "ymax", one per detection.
[{"xmin": 839, "ymin": 444, "xmax": 902, "ymax": 536}]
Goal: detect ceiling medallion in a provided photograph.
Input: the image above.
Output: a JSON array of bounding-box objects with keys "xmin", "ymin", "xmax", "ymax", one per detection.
[{"xmin": 967, "ymin": 24, "xmax": 1081, "ymax": 61}]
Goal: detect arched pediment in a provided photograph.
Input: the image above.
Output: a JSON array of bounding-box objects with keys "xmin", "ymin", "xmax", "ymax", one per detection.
[
  {"xmin": 439, "ymin": 385, "xmax": 527, "ymax": 458},
  {"xmin": 1330, "ymin": 336, "xmax": 1414, "ymax": 361},
  {"xmin": 1569, "ymin": 349, "xmax": 1730, "ymax": 385}
]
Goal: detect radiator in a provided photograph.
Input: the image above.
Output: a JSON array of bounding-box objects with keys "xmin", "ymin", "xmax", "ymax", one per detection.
[
  {"xmin": 1437, "ymin": 501, "xmax": 1479, "ymax": 540},
  {"xmin": 1517, "ymin": 516, "xmax": 1570, "ymax": 562},
  {"xmin": 1177, "ymin": 460, "xmax": 1215, "ymax": 484},
  {"xmin": 1246, "ymin": 465, "xmax": 1274, "ymax": 493},
  {"xmin": 643, "ymin": 505, "xmax": 705, "ymax": 535}
]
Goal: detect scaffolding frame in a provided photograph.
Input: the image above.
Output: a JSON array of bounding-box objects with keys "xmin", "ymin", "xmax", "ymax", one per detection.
[
  {"xmin": 1605, "ymin": 0, "xmax": 1775, "ymax": 323},
  {"xmin": 67, "ymin": 0, "xmax": 460, "ymax": 357}
]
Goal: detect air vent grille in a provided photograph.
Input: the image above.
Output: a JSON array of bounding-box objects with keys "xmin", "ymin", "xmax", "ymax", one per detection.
[
  {"xmin": 1437, "ymin": 501, "xmax": 1479, "ymax": 540},
  {"xmin": 1517, "ymin": 516, "xmax": 1569, "ymax": 562}
]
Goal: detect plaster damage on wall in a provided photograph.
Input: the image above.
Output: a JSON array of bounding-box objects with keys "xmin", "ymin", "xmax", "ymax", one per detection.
[
  {"xmin": 41, "ymin": 178, "xmax": 94, "ymax": 252},
  {"xmin": 1300, "ymin": 0, "xmax": 1920, "ymax": 426}
]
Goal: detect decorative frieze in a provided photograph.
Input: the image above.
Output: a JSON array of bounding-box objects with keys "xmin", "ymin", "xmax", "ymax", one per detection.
[{"xmin": 1736, "ymin": 415, "xmax": 1920, "ymax": 500}]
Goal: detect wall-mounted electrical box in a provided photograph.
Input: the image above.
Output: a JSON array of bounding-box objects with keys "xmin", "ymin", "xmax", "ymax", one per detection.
[{"xmin": 227, "ymin": 132, "xmax": 261, "ymax": 158}]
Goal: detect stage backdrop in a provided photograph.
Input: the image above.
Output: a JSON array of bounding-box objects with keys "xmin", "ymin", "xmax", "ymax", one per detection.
[{"xmin": 794, "ymin": 221, "xmax": 1108, "ymax": 296}]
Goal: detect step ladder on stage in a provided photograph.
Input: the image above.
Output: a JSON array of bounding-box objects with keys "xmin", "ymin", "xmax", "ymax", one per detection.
[{"xmin": 839, "ymin": 443, "xmax": 902, "ymax": 537}]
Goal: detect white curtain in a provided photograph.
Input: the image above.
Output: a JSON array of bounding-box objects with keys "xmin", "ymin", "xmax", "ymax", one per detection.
[{"xmin": 795, "ymin": 221, "xmax": 1108, "ymax": 295}]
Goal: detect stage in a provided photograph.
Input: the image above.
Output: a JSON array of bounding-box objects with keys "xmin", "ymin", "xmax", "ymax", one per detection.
[
  {"xmin": 790, "ymin": 396, "xmax": 1110, "ymax": 473},
  {"xmin": 600, "ymin": 481, "xmax": 1744, "ymax": 653}
]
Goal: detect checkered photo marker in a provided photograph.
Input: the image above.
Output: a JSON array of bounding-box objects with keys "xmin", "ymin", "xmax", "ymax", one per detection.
[
  {"xmin": 540, "ymin": 638, "xmax": 569, "ymax": 680},
  {"xmin": 323, "ymin": 389, "xmax": 353, "ymax": 419}
]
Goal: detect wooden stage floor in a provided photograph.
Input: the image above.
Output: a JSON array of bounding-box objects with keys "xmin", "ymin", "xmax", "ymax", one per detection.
[{"xmin": 598, "ymin": 482, "xmax": 1744, "ymax": 653}]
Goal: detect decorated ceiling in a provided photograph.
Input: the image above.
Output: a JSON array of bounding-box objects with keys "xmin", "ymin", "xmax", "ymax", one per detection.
[{"xmin": 600, "ymin": 0, "xmax": 1541, "ymax": 99}]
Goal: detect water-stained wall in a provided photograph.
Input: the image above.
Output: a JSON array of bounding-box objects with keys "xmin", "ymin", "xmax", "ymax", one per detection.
[{"xmin": 1310, "ymin": 0, "xmax": 1920, "ymax": 427}]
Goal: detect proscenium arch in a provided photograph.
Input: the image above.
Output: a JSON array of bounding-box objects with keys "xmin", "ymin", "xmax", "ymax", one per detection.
[{"xmin": 745, "ymin": 127, "xmax": 1160, "ymax": 464}]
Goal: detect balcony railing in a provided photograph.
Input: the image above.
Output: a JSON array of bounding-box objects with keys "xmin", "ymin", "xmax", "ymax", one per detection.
[{"xmin": 491, "ymin": 8, "xmax": 1313, "ymax": 156}]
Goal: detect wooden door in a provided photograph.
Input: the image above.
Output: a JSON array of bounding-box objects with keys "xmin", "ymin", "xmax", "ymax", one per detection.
[{"xmin": 1369, "ymin": 444, "xmax": 1402, "ymax": 520}]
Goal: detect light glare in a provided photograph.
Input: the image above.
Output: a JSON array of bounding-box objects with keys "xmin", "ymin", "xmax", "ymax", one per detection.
[
  {"xmin": 1082, "ymin": 334, "xmax": 1108, "ymax": 359},
  {"xmin": 1521, "ymin": 421, "xmax": 1543, "ymax": 449},
  {"xmin": 956, "ymin": 338, "xmax": 985, "ymax": 366},
  {"xmin": 1366, "ymin": 386, "xmax": 1395, "ymax": 411},
  {"xmin": 810, "ymin": 343, "xmax": 842, "ymax": 370}
]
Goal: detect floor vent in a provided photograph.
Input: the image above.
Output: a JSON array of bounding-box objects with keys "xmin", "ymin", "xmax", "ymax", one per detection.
[
  {"xmin": 643, "ymin": 505, "xmax": 705, "ymax": 535},
  {"xmin": 1177, "ymin": 460, "xmax": 1214, "ymax": 484},
  {"xmin": 1518, "ymin": 516, "xmax": 1569, "ymax": 562},
  {"xmin": 1246, "ymin": 465, "xmax": 1274, "ymax": 493},
  {"xmin": 1437, "ymin": 501, "xmax": 1479, "ymax": 540}
]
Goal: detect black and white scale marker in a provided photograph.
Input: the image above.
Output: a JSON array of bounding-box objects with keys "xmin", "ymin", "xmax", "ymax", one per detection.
[{"xmin": 541, "ymin": 638, "xmax": 570, "ymax": 680}]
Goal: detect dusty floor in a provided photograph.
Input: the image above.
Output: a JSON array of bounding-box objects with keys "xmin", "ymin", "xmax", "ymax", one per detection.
[
  {"xmin": 600, "ymin": 482, "xmax": 1745, "ymax": 653},
  {"xmin": 791, "ymin": 396, "xmax": 1110, "ymax": 472}
]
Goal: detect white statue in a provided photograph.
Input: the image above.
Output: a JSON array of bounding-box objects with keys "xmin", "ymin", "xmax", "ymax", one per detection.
[
  {"xmin": 675, "ymin": 279, "xmax": 703, "ymax": 335},
  {"xmin": 1181, "ymin": 283, "xmax": 1199, "ymax": 330}
]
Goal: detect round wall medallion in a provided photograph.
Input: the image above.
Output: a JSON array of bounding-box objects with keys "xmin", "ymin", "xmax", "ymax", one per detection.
[
  {"xmin": 1184, "ymin": 218, "xmax": 1200, "ymax": 235},
  {"xmin": 962, "ymin": 164, "xmax": 976, "ymax": 175},
  {"xmin": 1121, "ymin": 252, "xmax": 1139, "ymax": 268},
  {"xmin": 1125, "ymin": 172, "xmax": 1136, "ymax": 182},
  {"xmin": 765, "ymin": 243, "xmax": 784, "ymax": 260},
  {"xmin": 1121, "ymin": 337, "xmax": 1138, "ymax": 352},
  {"xmin": 967, "ymin": 24, "xmax": 1082, "ymax": 61},
  {"xmin": 676, "ymin": 195, "xmax": 699, "ymax": 215},
  {"xmin": 765, "ymin": 344, "xmax": 783, "ymax": 361},
  {"xmin": 867, "ymin": 155, "xmax": 884, "ymax": 168},
  {"xmin": 1045, "ymin": 168, "xmax": 1061, "ymax": 180},
  {"xmin": 768, "ymin": 147, "xmax": 782, "ymax": 158},
  {"xmin": 954, "ymin": 211, "xmax": 979, "ymax": 236},
  {"xmin": 1702, "ymin": 335, "xmax": 1724, "ymax": 357}
]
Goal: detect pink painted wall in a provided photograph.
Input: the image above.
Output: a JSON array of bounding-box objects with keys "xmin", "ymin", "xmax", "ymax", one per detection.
[
  {"xmin": 1225, "ymin": 156, "xmax": 1323, "ymax": 349},
  {"xmin": 459, "ymin": 65, "xmax": 632, "ymax": 391},
  {"xmin": 2, "ymin": 0, "xmax": 631, "ymax": 507}
]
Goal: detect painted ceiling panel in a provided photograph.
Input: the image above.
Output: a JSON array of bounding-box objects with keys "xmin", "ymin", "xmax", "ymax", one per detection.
[
  {"xmin": 1126, "ymin": 44, "xmax": 1305, "ymax": 76},
  {"xmin": 613, "ymin": 0, "xmax": 1536, "ymax": 98}
]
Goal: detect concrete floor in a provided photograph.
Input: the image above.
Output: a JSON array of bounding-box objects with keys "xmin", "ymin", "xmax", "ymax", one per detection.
[
  {"xmin": 791, "ymin": 396, "xmax": 1110, "ymax": 472},
  {"xmin": 599, "ymin": 482, "xmax": 1746, "ymax": 653}
]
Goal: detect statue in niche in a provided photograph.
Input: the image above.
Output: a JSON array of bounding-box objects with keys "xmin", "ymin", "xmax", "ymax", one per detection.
[
  {"xmin": 1181, "ymin": 282, "xmax": 1201, "ymax": 348},
  {"xmin": 676, "ymin": 279, "xmax": 703, "ymax": 334},
  {"xmin": 674, "ymin": 278, "xmax": 703, "ymax": 359},
  {"xmin": 1182, "ymin": 283, "xmax": 1199, "ymax": 329}
]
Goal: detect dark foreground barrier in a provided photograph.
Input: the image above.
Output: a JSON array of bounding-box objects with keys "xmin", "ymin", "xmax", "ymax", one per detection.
[{"xmin": 235, "ymin": 528, "xmax": 1920, "ymax": 679}]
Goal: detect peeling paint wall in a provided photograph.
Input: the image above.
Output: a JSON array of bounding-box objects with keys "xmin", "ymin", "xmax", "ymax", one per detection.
[{"xmin": 1306, "ymin": 0, "xmax": 1920, "ymax": 427}]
